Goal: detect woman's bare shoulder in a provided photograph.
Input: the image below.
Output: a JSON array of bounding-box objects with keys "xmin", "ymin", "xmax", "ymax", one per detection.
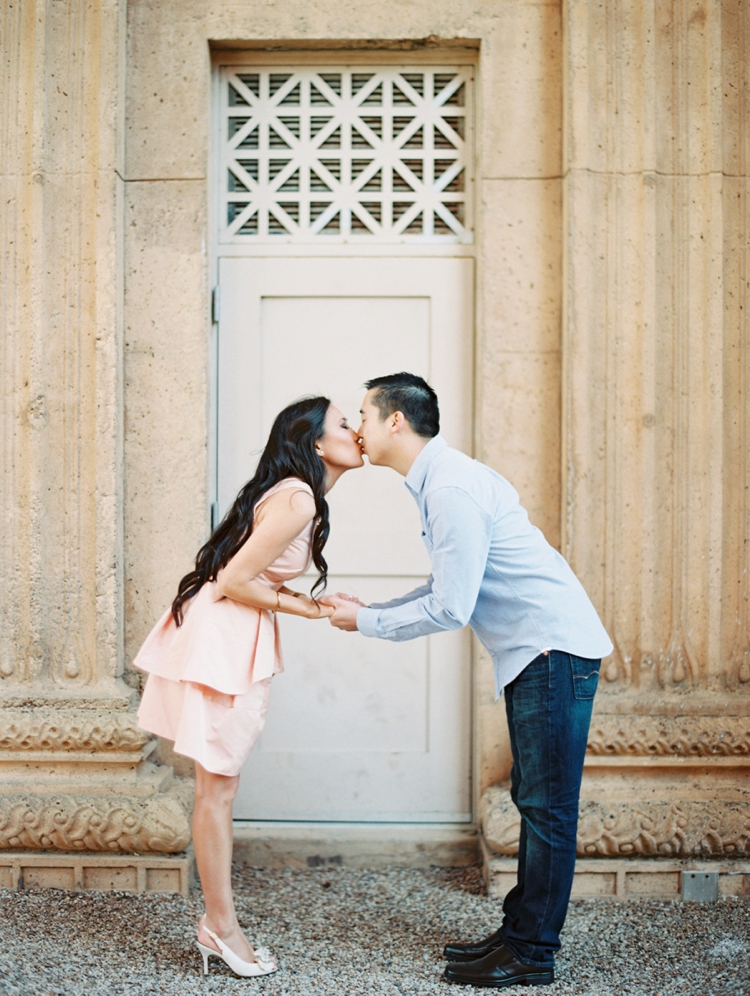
[{"xmin": 256, "ymin": 478, "xmax": 315, "ymax": 522}]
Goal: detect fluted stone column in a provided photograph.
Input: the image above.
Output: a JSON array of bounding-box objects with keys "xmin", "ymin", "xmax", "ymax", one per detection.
[
  {"xmin": 0, "ymin": 0, "xmax": 191, "ymax": 856},
  {"xmin": 483, "ymin": 0, "xmax": 750, "ymax": 879}
]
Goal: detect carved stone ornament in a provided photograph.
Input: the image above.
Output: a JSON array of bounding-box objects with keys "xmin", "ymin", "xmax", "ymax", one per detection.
[
  {"xmin": 0, "ymin": 711, "xmax": 151, "ymax": 753},
  {"xmin": 481, "ymin": 786, "xmax": 750, "ymax": 859},
  {"xmin": 480, "ymin": 787, "xmax": 522, "ymax": 856},
  {"xmin": 587, "ymin": 717, "xmax": 750, "ymax": 757},
  {"xmin": 0, "ymin": 779, "xmax": 193, "ymax": 853},
  {"xmin": 576, "ymin": 801, "xmax": 750, "ymax": 858}
]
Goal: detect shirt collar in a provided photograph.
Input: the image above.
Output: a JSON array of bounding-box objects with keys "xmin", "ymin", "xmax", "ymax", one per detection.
[{"xmin": 404, "ymin": 434, "xmax": 447, "ymax": 494}]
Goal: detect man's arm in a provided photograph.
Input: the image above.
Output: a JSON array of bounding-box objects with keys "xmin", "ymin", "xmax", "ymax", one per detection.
[
  {"xmin": 330, "ymin": 487, "xmax": 492, "ymax": 639},
  {"xmin": 322, "ymin": 582, "xmax": 434, "ymax": 632},
  {"xmin": 369, "ymin": 580, "xmax": 433, "ymax": 610}
]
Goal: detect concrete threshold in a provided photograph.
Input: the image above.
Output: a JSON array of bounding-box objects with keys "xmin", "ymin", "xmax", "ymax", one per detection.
[{"xmin": 232, "ymin": 821, "xmax": 479, "ymax": 869}]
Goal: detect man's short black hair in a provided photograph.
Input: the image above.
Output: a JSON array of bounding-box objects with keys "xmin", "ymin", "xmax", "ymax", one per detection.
[{"xmin": 364, "ymin": 372, "xmax": 440, "ymax": 439}]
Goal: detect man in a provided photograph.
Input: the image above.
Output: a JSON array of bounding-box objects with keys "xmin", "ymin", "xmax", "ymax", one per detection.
[{"xmin": 323, "ymin": 372, "xmax": 612, "ymax": 989}]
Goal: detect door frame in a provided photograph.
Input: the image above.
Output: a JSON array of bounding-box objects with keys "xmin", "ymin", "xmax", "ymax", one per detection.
[{"xmin": 208, "ymin": 47, "xmax": 480, "ymax": 825}]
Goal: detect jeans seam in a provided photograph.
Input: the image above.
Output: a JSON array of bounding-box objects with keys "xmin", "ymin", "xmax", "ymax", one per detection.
[
  {"xmin": 508, "ymin": 653, "xmax": 557, "ymax": 967},
  {"xmin": 536, "ymin": 650, "xmax": 555, "ymax": 947}
]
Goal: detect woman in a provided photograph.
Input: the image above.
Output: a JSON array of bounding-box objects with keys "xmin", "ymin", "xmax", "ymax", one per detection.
[{"xmin": 134, "ymin": 396, "xmax": 363, "ymax": 978}]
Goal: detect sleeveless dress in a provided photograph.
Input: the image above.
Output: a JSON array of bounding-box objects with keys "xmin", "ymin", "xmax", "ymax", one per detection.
[{"xmin": 134, "ymin": 478, "xmax": 314, "ymax": 776}]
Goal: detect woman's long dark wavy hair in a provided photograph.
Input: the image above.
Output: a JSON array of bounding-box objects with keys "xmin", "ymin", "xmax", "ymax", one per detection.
[{"xmin": 171, "ymin": 396, "xmax": 331, "ymax": 626}]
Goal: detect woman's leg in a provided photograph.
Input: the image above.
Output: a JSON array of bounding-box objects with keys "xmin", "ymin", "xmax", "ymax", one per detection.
[{"xmin": 193, "ymin": 761, "xmax": 263, "ymax": 963}]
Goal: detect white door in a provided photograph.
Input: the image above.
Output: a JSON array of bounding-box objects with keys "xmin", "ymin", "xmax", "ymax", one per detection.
[{"xmin": 218, "ymin": 256, "xmax": 473, "ymax": 821}]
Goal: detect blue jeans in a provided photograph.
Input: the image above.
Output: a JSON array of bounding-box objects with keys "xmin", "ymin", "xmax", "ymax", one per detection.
[{"xmin": 500, "ymin": 650, "xmax": 600, "ymax": 968}]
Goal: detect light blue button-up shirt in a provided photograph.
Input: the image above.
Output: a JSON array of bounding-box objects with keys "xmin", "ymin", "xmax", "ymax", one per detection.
[{"xmin": 356, "ymin": 435, "xmax": 613, "ymax": 696}]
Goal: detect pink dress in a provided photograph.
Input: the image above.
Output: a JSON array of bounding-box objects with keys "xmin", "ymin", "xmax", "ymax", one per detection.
[{"xmin": 134, "ymin": 478, "xmax": 314, "ymax": 776}]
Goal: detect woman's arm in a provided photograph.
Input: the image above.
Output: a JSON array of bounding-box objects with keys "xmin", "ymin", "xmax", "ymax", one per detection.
[{"xmin": 215, "ymin": 488, "xmax": 332, "ymax": 619}]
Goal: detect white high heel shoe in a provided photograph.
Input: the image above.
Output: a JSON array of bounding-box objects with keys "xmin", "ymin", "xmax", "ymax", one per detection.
[{"xmin": 196, "ymin": 926, "xmax": 278, "ymax": 978}]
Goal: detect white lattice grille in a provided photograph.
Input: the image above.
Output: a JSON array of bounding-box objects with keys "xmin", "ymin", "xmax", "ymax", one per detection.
[{"xmin": 219, "ymin": 66, "xmax": 473, "ymax": 244}]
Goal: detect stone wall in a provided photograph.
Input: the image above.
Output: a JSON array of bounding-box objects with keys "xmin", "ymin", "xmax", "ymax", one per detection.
[
  {"xmin": 482, "ymin": 0, "xmax": 750, "ymax": 861},
  {"xmin": 0, "ymin": 0, "xmax": 192, "ymax": 854},
  {"xmin": 122, "ymin": 0, "xmax": 564, "ymax": 807},
  {"xmin": 565, "ymin": 0, "xmax": 750, "ymax": 858},
  {"xmin": 1, "ymin": 0, "xmax": 748, "ymax": 868}
]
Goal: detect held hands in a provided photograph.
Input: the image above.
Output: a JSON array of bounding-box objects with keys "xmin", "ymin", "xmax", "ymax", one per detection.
[
  {"xmin": 293, "ymin": 594, "xmax": 335, "ymax": 619},
  {"xmin": 318, "ymin": 592, "xmax": 367, "ymax": 631}
]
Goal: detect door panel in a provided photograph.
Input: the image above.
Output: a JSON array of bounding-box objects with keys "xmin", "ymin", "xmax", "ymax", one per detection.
[
  {"xmin": 259, "ymin": 293, "xmax": 431, "ymax": 575},
  {"xmin": 243, "ymin": 577, "xmax": 470, "ymax": 822},
  {"xmin": 218, "ymin": 256, "xmax": 473, "ymax": 820}
]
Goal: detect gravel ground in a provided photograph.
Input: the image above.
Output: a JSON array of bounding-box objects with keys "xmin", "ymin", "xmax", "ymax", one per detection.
[{"xmin": 1, "ymin": 865, "xmax": 749, "ymax": 996}]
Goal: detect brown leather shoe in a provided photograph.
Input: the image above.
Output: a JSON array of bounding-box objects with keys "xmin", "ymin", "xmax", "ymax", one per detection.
[{"xmin": 443, "ymin": 945, "xmax": 554, "ymax": 988}]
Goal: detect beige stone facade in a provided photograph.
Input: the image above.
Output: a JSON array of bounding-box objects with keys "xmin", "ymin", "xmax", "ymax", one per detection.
[{"xmin": 1, "ymin": 0, "xmax": 748, "ymax": 890}]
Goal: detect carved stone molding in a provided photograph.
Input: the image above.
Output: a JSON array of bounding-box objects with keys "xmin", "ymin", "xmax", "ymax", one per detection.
[
  {"xmin": 577, "ymin": 800, "xmax": 750, "ymax": 859},
  {"xmin": 482, "ymin": 786, "xmax": 750, "ymax": 859},
  {"xmin": 587, "ymin": 717, "xmax": 750, "ymax": 757},
  {"xmin": 0, "ymin": 711, "xmax": 151, "ymax": 753},
  {"xmin": 0, "ymin": 779, "xmax": 193, "ymax": 854}
]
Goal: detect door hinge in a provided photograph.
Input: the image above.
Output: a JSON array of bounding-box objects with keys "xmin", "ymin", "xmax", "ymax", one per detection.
[{"xmin": 211, "ymin": 286, "xmax": 220, "ymax": 324}]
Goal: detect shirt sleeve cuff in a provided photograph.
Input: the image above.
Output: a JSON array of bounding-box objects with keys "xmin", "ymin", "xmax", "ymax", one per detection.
[{"xmin": 356, "ymin": 606, "xmax": 381, "ymax": 638}]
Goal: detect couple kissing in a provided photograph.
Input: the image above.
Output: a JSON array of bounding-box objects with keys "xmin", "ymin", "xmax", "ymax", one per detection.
[{"xmin": 134, "ymin": 371, "xmax": 612, "ymax": 988}]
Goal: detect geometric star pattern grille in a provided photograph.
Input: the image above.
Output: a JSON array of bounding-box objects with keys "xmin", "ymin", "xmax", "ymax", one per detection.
[{"xmin": 220, "ymin": 67, "xmax": 473, "ymax": 244}]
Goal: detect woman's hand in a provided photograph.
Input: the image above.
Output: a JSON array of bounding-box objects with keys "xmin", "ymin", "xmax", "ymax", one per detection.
[
  {"xmin": 298, "ymin": 595, "xmax": 334, "ymax": 619},
  {"xmin": 319, "ymin": 595, "xmax": 361, "ymax": 631},
  {"xmin": 326, "ymin": 591, "xmax": 367, "ymax": 608}
]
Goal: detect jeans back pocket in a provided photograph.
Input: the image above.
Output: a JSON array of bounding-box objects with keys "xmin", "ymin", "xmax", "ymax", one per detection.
[{"xmin": 570, "ymin": 655, "xmax": 601, "ymax": 701}]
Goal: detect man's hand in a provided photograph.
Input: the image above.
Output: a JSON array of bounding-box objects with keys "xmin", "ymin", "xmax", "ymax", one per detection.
[{"xmin": 319, "ymin": 593, "xmax": 366, "ymax": 631}]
